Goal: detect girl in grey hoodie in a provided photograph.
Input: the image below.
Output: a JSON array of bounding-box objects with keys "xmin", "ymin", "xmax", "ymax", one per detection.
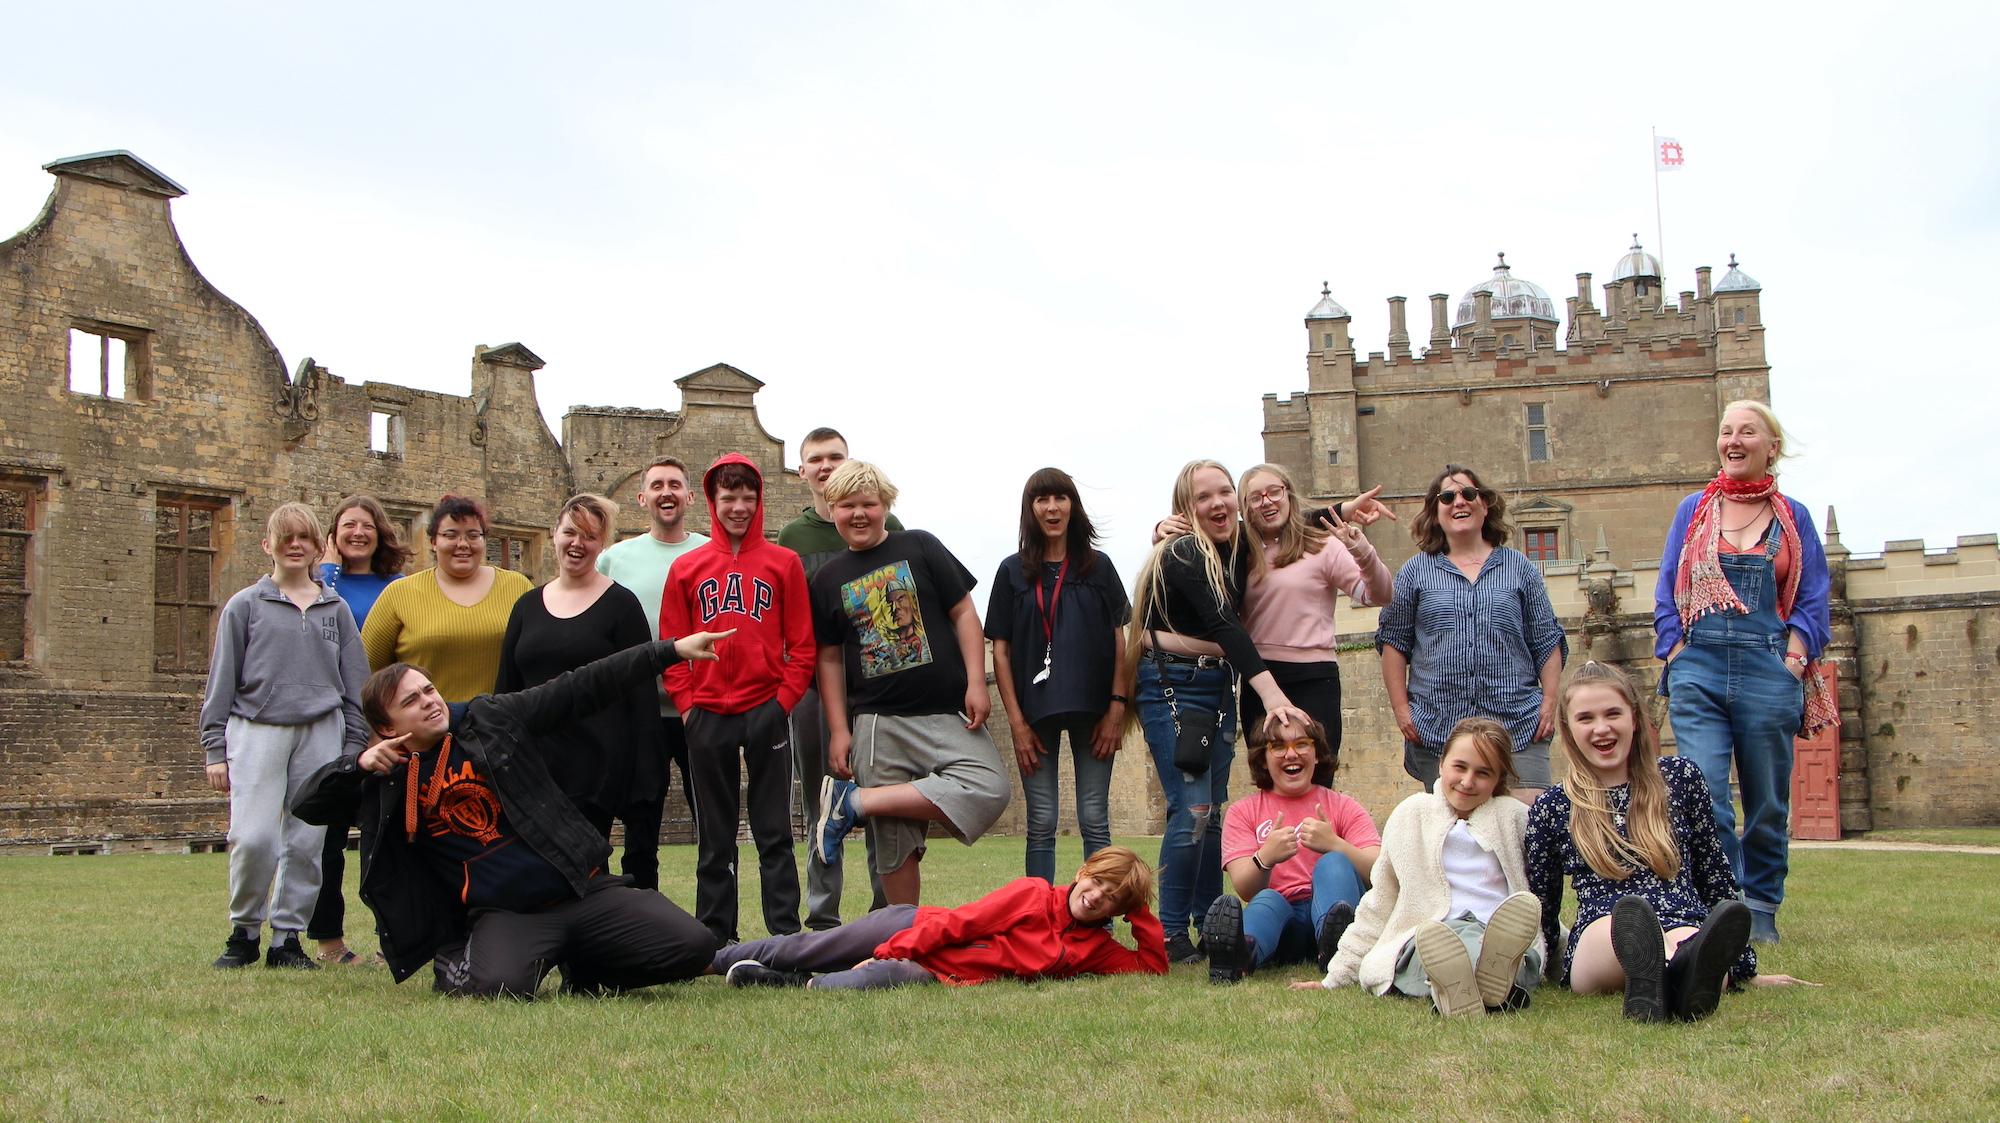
[{"xmin": 199, "ymin": 503, "xmax": 371, "ymax": 969}]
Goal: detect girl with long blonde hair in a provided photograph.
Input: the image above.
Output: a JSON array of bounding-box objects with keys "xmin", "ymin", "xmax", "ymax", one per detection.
[
  {"xmin": 1125, "ymin": 459, "xmax": 1312, "ymax": 964},
  {"xmin": 1524, "ymin": 661, "xmax": 1812, "ymax": 1023}
]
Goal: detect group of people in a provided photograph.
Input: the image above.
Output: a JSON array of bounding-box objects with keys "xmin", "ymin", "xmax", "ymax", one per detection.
[{"xmin": 197, "ymin": 402, "xmax": 1829, "ymax": 1016}]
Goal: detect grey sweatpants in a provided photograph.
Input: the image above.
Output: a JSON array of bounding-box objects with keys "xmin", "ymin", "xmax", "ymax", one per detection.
[
  {"xmin": 224, "ymin": 713, "xmax": 340, "ymax": 933},
  {"xmin": 712, "ymin": 904, "xmax": 935, "ymax": 990}
]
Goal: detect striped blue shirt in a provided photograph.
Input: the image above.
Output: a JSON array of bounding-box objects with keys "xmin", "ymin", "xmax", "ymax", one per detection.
[{"xmin": 1376, "ymin": 547, "xmax": 1567, "ymax": 752}]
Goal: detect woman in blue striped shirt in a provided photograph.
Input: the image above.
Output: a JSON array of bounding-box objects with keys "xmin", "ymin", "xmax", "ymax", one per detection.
[{"xmin": 1377, "ymin": 466, "xmax": 1566, "ymax": 802}]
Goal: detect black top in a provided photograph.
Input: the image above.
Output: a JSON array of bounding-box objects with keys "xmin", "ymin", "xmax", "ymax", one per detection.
[
  {"xmin": 811, "ymin": 530, "xmax": 978, "ymax": 717},
  {"xmin": 293, "ymin": 640, "xmax": 688, "ymax": 984},
  {"xmin": 496, "ymin": 582, "xmax": 656, "ymax": 821},
  {"xmin": 985, "ymin": 551, "xmax": 1129, "ymax": 725},
  {"xmin": 410, "ymin": 737, "xmax": 574, "ymax": 913},
  {"xmin": 1526, "ymin": 755, "xmax": 1757, "ymax": 984},
  {"xmin": 1140, "ymin": 535, "xmax": 1266, "ymax": 676}
]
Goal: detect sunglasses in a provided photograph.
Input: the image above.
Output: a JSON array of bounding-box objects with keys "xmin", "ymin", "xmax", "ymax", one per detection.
[
  {"xmin": 1267, "ymin": 738, "xmax": 1316, "ymax": 756},
  {"xmin": 1436, "ymin": 487, "xmax": 1486, "ymax": 505}
]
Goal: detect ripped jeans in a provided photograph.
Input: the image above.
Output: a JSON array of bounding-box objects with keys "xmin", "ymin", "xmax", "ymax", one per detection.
[{"xmin": 1137, "ymin": 657, "xmax": 1237, "ymax": 937}]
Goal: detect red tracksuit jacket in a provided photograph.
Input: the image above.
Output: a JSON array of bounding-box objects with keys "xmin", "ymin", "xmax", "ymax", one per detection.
[
  {"xmin": 873, "ymin": 877, "xmax": 1169, "ymax": 986},
  {"xmin": 660, "ymin": 453, "xmax": 815, "ymax": 715}
]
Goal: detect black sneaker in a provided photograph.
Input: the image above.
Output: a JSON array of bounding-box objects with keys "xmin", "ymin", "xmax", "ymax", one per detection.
[
  {"xmin": 213, "ymin": 931, "xmax": 259, "ymax": 969},
  {"xmin": 1316, "ymin": 901, "xmax": 1355, "ymax": 973},
  {"xmin": 265, "ymin": 935, "xmax": 319, "ymax": 970},
  {"xmin": 725, "ymin": 959, "xmax": 810, "ymax": 988},
  {"xmin": 1665, "ymin": 900, "xmax": 1751, "ymax": 1022},
  {"xmin": 1164, "ymin": 930, "xmax": 1204, "ymax": 965},
  {"xmin": 1610, "ymin": 895, "xmax": 1666, "ymax": 1023},
  {"xmin": 1200, "ymin": 896, "xmax": 1251, "ymax": 985}
]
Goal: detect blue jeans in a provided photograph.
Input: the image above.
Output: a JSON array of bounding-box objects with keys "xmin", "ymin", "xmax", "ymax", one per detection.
[
  {"xmin": 1021, "ymin": 712, "xmax": 1115, "ymax": 883},
  {"xmin": 1666, "ymin": 538, "xmax": 1803, "ymax": 909},
  {"xmin": 1136, "ymin": 657, "xmax": 1237, "ymax": 935},
  {"xmin": 1241, "ymin": 851, "xmax": 1365, "ymax": 969}
]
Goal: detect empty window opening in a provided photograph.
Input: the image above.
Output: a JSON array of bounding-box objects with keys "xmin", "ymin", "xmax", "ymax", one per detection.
[
  {"xmin": 369, "ymin": 411, "xmax": 404, "ymax": 456},
  {"xmin": 69, "ymin": 328, "xmax": 129, "ymax": 398}
]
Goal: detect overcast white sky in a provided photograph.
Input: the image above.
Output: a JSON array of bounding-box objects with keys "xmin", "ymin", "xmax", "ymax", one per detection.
[{"xmin": 4, "ymin": 1, "xmax": 1995, "ymax": 587}]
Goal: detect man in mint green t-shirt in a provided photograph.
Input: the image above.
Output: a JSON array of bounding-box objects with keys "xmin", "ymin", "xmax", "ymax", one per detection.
[{"xmin": 598, "ymin": 454, "xmax": 709, "ymax": 890}]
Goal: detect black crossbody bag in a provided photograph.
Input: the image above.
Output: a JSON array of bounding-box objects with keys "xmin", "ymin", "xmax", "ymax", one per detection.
[{"xmin": 1148, "ymin": 631, "xmax": 1222, "ymax": 775}]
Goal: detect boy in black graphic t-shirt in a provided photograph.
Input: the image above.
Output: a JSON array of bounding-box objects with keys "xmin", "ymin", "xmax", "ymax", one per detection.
[
  {"xmin": 294, "ymin": 636, "xmax": 729, "ymax": 998},
  {"xmin": 808, "ymin": 461, "xmax": 1010, "ymax": 906}
]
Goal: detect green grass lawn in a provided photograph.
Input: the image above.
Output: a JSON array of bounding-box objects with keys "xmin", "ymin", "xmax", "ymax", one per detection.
[{"xmin": 3, "ymin": 838, "xmax": 1997, "ymax": 1122}]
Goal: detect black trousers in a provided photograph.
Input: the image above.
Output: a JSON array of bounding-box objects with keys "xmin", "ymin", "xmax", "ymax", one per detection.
[
  {"xmin": 437, "ymin": 876, "xmax": 716, "ymax": 998},
  {"xmin": 1239, "ymin": 660, "xmax": 1343, "ymax": 760},
  {"xmin": 305, "ymin": 788, "xmax": 360, "ymax": 941},
  {"xmin": 618, "ymin": 714, "xmax": 692, "ymax": 892},
  {"xmin": 685, "ymin": 701, "xmax": 802, "ymax": 942}
]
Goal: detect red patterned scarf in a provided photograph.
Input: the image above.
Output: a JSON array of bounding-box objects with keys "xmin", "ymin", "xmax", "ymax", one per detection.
[{"xmin": 1674, "ymin": 472, "xmax": 1838, "ymax": 736}]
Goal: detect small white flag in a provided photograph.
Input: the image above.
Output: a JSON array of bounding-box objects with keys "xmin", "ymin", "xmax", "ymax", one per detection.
[{"xmin": 1656, "ymin": 136, "xmax": 1687, "ymax": 171}]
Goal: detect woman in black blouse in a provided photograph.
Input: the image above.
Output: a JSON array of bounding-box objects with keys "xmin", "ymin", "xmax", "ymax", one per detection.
[
  {"xmin": 496, "ymin": 494, "xmax": 654, "ymax": 835},
  {"xmin": 987, "ymin": 468, "xmax": 1131, "ymax": 883},
  {"xmin": 1126, "ymin": 459, "xmax": 1312, "ymax": 963}
]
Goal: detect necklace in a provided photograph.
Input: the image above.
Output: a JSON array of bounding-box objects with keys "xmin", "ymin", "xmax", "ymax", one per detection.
[{"xmin": 1721, "ymin": 507, "xmax": 1770, "ymax": 533}]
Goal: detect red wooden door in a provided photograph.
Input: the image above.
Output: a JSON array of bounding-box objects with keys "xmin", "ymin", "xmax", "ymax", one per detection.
[{"xmin": 1790, "ymin": 663, "xmax": 1841, "ymax": 841}]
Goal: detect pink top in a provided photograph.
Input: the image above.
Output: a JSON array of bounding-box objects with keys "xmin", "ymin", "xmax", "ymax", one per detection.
[
  {"xmin": 1221, "ymin": 787, "xmax": 1382, "ymax": 902},
  {"xmin": 1240, "ymin": 536, "xmax": 1392, "ymax": 663}
]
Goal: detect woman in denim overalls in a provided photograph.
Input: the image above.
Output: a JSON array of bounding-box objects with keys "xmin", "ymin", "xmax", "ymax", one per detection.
[{"xmin": 1654, "ymin": 401, "xmax": 1835, "ymax": 945}]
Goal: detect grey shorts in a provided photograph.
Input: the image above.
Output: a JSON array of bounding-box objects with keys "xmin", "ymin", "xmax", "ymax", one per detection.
[
  {"xmin": 1512, "ymin": 739, "xmax": 1552, "ymax": 787},
  {"xmin": 853, "ymin": 711, "xmax": 1010, "ymax": 875}
]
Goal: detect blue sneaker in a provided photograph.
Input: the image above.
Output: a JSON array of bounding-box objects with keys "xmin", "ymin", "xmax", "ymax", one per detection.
[{"xmin": 813, "ymin": 776, "xmax": 860, "ymax": 865}]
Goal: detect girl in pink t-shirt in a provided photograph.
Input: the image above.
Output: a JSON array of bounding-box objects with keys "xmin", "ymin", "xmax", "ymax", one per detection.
[{"xmin": 1202, "ymin": 715, "xmax": 1381, "ymax": 982}]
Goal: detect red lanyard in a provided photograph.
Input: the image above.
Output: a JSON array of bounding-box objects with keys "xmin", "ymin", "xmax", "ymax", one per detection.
[{"xmin": 1033, "ymin": 557, "xmax": 1069, "ymax": 645}]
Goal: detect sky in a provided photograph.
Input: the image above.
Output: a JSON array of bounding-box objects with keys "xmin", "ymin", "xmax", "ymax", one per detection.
[{"xmin": 4, "ymin": 1, "xmax": 1995, "ymax": 587}]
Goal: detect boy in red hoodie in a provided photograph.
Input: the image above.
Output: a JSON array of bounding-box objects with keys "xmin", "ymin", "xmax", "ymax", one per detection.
[
  {"xmin": 713, "ymin": 845, "xmax": 1167, "ymax": 989},
  {"xmin": 661, "ymin": 454, "xmax": 815, "ymax": 942}
]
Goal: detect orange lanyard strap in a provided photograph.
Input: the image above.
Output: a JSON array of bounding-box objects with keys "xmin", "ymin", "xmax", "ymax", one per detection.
[{"xmin": 405, "ymin": 734, "xmax": 452, "ymax": 841}]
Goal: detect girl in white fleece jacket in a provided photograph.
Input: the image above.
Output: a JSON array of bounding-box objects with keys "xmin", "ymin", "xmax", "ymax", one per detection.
[{"xmin": 1295, "ymin": 717, "xmax": 1544, "ymax": 1016}]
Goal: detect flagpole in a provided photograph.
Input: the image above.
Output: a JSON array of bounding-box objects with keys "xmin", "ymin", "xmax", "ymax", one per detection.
[{"xmin": 1652, "ymin": 126, "xmax": 1665, "ymax": 272}]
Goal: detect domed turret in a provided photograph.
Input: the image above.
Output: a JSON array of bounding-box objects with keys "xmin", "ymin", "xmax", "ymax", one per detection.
[
  {"xmin": 1306, "ymin": 282, "xmax": 1349, "ymax": 320},
  {"xmin": 1714, "ymin": 253, "xmax": 1760, "ymax": 292},
  {"xmin": 1453, "ymin": 253, "xmax": 1558, "ymax": 328},
  {"xmin": 1612, "ymin": 235, "xmax": 1661, "ymax": 281}
]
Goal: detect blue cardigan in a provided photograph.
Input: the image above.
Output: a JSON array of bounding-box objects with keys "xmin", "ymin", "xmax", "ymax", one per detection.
[{"xmin": 1652, "ymin": 492, "xmax": 1831, "ymax": 660}]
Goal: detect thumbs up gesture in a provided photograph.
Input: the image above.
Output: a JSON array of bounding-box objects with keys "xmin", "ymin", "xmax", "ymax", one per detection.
[
  {"xmin": 1296, "ymin": 803, "xmax": 1335, "ymax": 854},
  {"xmin": 1258, "ymin": 812, "xmax": 1300, "ymax": 867}
]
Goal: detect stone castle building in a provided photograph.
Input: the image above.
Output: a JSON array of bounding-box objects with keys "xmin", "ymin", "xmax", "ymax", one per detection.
[
  {"xmin": 0, "ymin": 151, "xmax": 812, "ymax": 849},
  {"xmin": 1260, "ymin": 256, "xmax": 1998, "ymax": 834},
  {"xmin": 0, "ymin": 150, "xmax": 1991, "ymax": 853},
  {"xmin": 1263, "ymin": 242, "xmax": 1770, "ymax": 570}
]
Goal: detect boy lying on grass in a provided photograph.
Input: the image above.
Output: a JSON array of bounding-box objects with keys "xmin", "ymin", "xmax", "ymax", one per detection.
[{"xmin": 716, "ymin": 846, "xmax": 1167, "ymax": 989}]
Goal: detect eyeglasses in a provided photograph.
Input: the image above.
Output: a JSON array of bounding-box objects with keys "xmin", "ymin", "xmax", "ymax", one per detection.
[
  {"xmin": 1247, "ymin": 485, "xmax": 1288, "ymax": 506},
  {"xmin": 1267, "ymin": 738, "xmax": 1316, "ymax": 756},
  {"xmin": 1436, "ymin": 487, "xmax": 1486, "ymax": 505},
  {"xmin": 435, "ymin": 529, "xmax": 487, "ymax": 544}
]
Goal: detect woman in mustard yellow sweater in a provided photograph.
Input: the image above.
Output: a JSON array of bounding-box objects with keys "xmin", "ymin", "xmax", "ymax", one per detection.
[{"xmin": 361, "ymin": 495, "xmax": 532, "ymax": 702}]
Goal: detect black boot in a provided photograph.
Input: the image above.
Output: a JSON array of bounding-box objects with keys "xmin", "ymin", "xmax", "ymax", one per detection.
[
  {"xmin": 1665, "ymin": 900, "xmax": 1751, "ymax": 1022},
  {"xmin": 1610, "ymin": 896, "xmax": 1666, "ymax": 1023}
]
